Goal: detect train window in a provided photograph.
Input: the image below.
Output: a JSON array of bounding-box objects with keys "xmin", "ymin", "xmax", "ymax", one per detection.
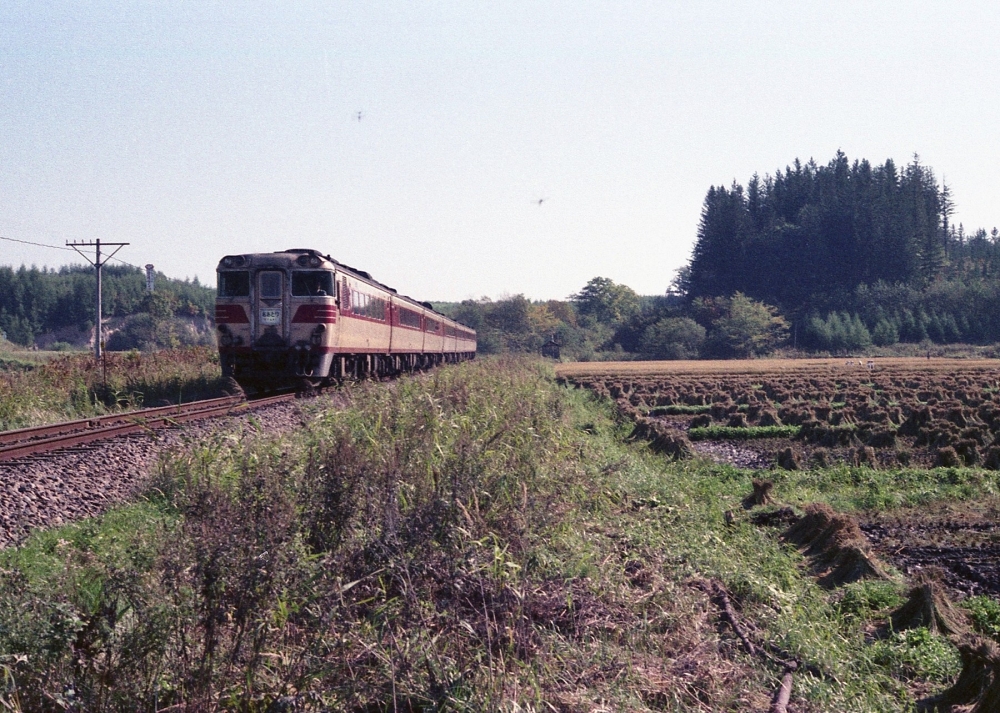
[
  {"xmin": 292, "ymin": 271, "xmax": 334, "ymax": 297},
  {"xmin": 218, "ymin": 271, "xmax": 250, "ymax": 297},
  {"xmin": 426, "ymin": 318, "xmax": 440, "ymax": 333},
  {"xmin": 259, "ymin": 271, "xmax": 282, "ymax": 299},
  {"xmin": 352, "ymin": 293, "xmax": 386, "ymax": 321},
  {"xmin": 399, "ymin": 308, "xmax": 420, "ymax": 328}
]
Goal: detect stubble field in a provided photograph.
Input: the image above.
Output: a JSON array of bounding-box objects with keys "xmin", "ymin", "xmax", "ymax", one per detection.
[{"xmin": 558, "ymin": 356, "xmax": 1000, "ymax": 710}]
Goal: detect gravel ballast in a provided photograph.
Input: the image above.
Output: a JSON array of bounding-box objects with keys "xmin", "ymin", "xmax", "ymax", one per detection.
[{"xmin": 0, "ymin": 399, "xmax": 308, "ymax": 548}]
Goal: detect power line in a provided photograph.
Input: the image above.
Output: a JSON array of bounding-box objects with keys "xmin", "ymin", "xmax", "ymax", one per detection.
[
  {"xmin": 1, "ymin": 235, "xmax": 143, "ymax": 270},
  {"xmin": 108, "ymin": 255, "xmax": 143, "ymax": 270},
  {"xmin": 0, "ymin": 235, "xmax": 76, "ymax": 252}
]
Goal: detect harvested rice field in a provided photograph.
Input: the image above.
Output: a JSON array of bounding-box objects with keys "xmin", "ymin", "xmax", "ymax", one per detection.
[
  {"xmin": 557, "ymin": 357, "xmax": 1000, "ymax": 473},
  {"xmin": 556, "ymin": 357, "xmax": 1000, "ymax": 710}
]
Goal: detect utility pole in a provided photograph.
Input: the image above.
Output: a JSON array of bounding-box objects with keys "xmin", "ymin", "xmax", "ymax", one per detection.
[{"xmin": 67, "ymin": 239, "xmax": 129, "ymax": 360}]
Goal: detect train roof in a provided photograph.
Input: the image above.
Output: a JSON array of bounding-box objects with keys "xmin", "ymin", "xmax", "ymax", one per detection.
[{"xmin": 218, "ymin": 249, "xmax": 473, "ymax": 332}]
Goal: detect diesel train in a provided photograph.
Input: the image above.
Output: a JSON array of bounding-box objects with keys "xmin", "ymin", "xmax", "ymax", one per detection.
[{"xmin": 215, "ymin": 249, "xmax": 476, "ymax": 389}]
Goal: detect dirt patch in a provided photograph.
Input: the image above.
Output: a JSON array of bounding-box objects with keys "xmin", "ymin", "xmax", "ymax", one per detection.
[
  {"xmin": 690, "ymin": 439, "xmax": 774, "ymax": 469},
  {"xmin": 861, "ymin": 500, "xmax": 1000, "ymax": 598}
]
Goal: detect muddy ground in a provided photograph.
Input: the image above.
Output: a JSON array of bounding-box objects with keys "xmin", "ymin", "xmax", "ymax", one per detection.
[
  {"xmin": 861, "ymin": 503, "xmax": 1000, "ymax": 599},
  {"xmin": 662, "ymin": 418, "xmax": 1000, "ymax": 600}
]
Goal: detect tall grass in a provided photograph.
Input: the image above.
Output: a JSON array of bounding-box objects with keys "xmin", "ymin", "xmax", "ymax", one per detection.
[
  {"xmin": 0, "ymin": 357, "xmax": 977, "ymax": 710},
  {"xmin": 0, "ymin": 358, "xmax": 599, "ymax": 710},
  {"xmin": 0, "ymin": 346, "xmax": 229, "ymax": 430}
]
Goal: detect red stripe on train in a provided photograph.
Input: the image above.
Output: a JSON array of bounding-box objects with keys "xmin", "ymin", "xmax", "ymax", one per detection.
[
  {"xmin": 215, "ymin": 304, "xmax": 249, "ymax": 324},
  {"xmin": 292, "ymin": 305, "xmax": 338, "ymax": 323}
]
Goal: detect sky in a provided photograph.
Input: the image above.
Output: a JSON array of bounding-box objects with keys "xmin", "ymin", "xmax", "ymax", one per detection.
[{"xmin": 3, "ymin": 1, "xmax": 1000, "ymax": 301}]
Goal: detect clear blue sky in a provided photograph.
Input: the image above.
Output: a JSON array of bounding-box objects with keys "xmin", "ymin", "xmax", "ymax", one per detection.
[{"xmin": 3, "ymin": 2, "xmax": 1000, "ymax": 300}]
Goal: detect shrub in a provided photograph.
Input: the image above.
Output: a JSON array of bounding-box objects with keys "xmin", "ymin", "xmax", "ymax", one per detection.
[{"xmin": 639, "ymin": 317, "xmax": 706, "ymax": 360}]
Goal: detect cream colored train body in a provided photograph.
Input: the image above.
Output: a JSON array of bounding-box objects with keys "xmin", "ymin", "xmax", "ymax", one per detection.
[{"xmin": 215, "ymin": 249, "xmax": 476, "ymax": 388}]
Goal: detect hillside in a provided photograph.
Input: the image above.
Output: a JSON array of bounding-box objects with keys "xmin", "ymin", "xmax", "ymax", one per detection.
[{"xmin": 0, "ymin": 264, "xmax": 215, "ymax": 351}]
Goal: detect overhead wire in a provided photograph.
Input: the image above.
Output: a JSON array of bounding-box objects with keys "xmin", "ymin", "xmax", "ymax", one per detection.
[
  {"xmin": 1, "ymin": 235, "xmax": 143, "ymax": 270},
  {"xmin": 0, "ymin": 235, "xmax": 76, "ymax": 252}
]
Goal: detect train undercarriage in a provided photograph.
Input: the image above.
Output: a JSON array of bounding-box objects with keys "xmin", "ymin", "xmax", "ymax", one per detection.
[{"xmin": 220, "ymin": 348, "xmax": 476, "ymax": 393}]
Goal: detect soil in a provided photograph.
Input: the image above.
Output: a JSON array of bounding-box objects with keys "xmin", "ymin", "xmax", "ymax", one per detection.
[
  {"xmin": 567, "ymin": 363, "xmax": 1000, "ymax": 602},
  {"xmin": 690, "ymin": 439, "xmax": 774, "ymax": 469},
  {"xmin": 651, "ymin": 413, "xmax": 942, "ymax": 470},
  {"xmin": 687, "ymin": 430, "xmax": 1000, "ymax": 599},
  {"xmin": 860, "ymin": 501, "xmax": 1000, "ymax": 599},
  {"xmin": 643, "ymin": 415, "xmax": 1000, "ymax": 600}
]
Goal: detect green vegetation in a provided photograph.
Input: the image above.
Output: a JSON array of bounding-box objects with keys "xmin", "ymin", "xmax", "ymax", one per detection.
[
  {"xmin": 0, "ymin": 264, "xmax": 214, "ymax": 349},
  {"xmin": 0, "ymin": 346, "xmax": 230, "ymax": 430},
  {"xmin": 963, "ymin": 596, "xmax": 1000, "ymax": 639},
  {"xmin": 436, "ymin": 283, "xmax": 640, "ymax": 360},
  {"xmin": 688, "ymin": 425, "xmax": 801, "ymax": 441},
  {"xmin": 869, "ymin": 628, "xmax": 961, "ymax": 684},
  {"xmin": 1, "ymin": 358, "xmax": 995, "ymax": 709},
  {"xmin": 684, "ymin": 151, "xmax": 1000, "ymax": 350},
  {"xmin": 647, "ymin": 404, "xmax": 712, "ymax": 415},
  {"xmin": 435, "ymin": 153, "xmax": 1000, "ymax": 361}
]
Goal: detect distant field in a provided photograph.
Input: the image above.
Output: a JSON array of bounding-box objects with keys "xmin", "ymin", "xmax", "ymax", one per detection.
[
  {"xmin": 558, "ymin": 357, "xmax": 1000, "ymax": 473},
  {"xmin": 556, "ymin": 356, "xmax": 1000, "ymax": 378}
]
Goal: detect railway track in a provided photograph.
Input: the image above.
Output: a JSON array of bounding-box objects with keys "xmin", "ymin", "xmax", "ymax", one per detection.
[{"xmin": 0, "ymin": 393, "xmax": 295, "ymax": 462}]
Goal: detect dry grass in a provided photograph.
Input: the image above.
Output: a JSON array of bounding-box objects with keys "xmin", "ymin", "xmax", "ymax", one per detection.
[
  {"xmin": 0, "ymin": 346, "xmax": 229, "ymax": 430},
  {"xmin": 1, "ymin": 357, "xmax": 990, "ymax": 710},
  {"xmin": 556, "ymin": 357, "xmax": 1000, "ymax": 378}
]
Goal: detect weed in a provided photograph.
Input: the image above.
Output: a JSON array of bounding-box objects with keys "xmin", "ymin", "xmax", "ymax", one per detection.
[
  {"xmin": 869, "ymin": 628, "xmax": 961, "ymax": 683},
  {"xmin": 0, "ymin": 346, "xmax": 228, "ymax": 430},
  {"xmin": 0, "ymin": 357, "xmax": 990, "ymax": 710},
  {"xmin": 839, "ymin": 580, "xmax": 906, "ymax": 618},
  {"xmin": 689, "ymin": 425, "xmax": 800, "ymax": 441},
  {"xmin": 646, "ymin": 404, "xmax": 711, "ymax": 415},
  {"xmin": 963, "ymin": 596, "xmax": 1000, "ymax": 641}
]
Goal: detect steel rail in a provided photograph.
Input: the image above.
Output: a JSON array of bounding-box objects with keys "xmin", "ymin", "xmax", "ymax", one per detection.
[{"xmin": 0, "ymin": 393, "xmax": 295, "ymax": 462}]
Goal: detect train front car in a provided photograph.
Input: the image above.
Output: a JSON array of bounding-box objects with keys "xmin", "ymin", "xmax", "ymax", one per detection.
[
  {"xmin": 215, "ymin": 248, "xmax": 477, "ymax": 392},
  {"xmin": 215, "ymin": 249, "xmax": 337, "ymax": 390}
]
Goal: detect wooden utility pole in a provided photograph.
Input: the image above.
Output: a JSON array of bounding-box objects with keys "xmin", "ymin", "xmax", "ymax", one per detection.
[{"xmin": 67, "ymin": 239, "xmax": 129, "ymax": 360}]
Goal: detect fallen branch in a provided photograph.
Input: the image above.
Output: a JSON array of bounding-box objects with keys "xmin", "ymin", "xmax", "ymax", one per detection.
[
  {"xmin": 710, "ymin": 579, "xmax": 835, "ymax": 709},
  {"xmin": 770, "ymin": 662, "xmax": 797, "ymax": 713},
  {"xmin": 713, "ymin": 580, "xmax": 756, "ymax": 656}
]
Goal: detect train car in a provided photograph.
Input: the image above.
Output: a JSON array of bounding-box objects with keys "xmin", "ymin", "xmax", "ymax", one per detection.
[{"xmin": 215, "ymin": 248, "xmax": 476, "ymax": 389}]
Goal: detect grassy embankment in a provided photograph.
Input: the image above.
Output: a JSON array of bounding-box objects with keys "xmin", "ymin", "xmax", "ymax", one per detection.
[
  {"xmin": 0, "ymin": 346, "xmax": 229, "ymax": 431},
  {"xmin": 1, "ymin": 357, "xmax": 997, "ymax": 709}
]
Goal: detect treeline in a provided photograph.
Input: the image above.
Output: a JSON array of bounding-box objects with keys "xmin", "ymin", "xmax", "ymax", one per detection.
[
  {"xmin": 0, "ymin": 264, "xmax": 215, "ymax": 347},
  {"xmin": 682, "ymin": 151, "xmax": 1000, "ymax": 350},
  {"xmin": 438, "ymin": 278, "xmax": 788, "ymax": 361}
]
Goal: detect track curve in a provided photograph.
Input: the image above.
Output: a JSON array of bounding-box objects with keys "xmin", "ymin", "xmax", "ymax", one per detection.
[{"xmin": 0, "ymin": 393, "xmax": 294, "ymax": 463}]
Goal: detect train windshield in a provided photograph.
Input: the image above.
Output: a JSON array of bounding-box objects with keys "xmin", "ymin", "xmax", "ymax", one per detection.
[
  {"xmin": 292, "ymin": 271, "xmax": 334, "ymax": 297},
  {"xmin": 218, "ymin": 271, "xmax": 250, "ymax": 297},
  {"xmin": 260, "ymin": 271, "xmax": 283, "ymax": 299}
]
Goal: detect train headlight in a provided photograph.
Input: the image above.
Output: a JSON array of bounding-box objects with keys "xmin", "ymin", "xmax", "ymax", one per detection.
[{"xmin": 221, "ymin": 255, "xmax": 247, "ymax": 268}]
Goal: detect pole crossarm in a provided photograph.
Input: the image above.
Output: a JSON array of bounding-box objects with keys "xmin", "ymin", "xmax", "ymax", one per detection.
[
  {"xmin": 66, "ymin": 240, "xmax": 130, "ymax": 360},
  {"xmin": 67, "ymin": 240, "xmax": 129, "ymax": 268}
]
